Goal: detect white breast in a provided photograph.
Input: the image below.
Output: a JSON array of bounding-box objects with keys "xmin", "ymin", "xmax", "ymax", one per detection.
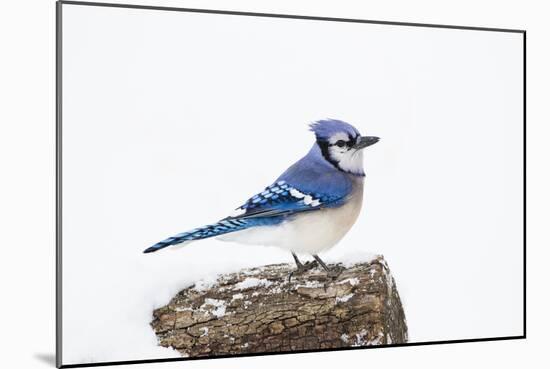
[{"xmin": 218, "ymin": 178, "xmax": 364, "ymax": 255}]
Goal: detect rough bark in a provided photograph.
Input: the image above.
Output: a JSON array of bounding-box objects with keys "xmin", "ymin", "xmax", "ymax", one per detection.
[{"xmin": 151, "ymin": 255, "xmax": 407, "ymax": 357}]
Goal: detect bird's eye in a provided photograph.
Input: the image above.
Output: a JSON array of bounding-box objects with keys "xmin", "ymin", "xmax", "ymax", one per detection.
[{"xmin": 335, "ymin": 140, "xmax": 346, "ymax": 147}]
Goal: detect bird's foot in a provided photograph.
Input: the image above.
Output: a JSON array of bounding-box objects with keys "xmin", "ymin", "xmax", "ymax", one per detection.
[
  {"xmin": 318, "ymin": 265, "xmax": 345, "ymax": 290},
  {"xmin": 313, "ymin": 255, "xmax": 344, "ymax": 281},
  {"xmin": 288, "ymin": 260, "xmax": 318, "ymax": 284},
  {"xmin": 324, "ymin": 265, "xmax": 344, "ymax": 280}
]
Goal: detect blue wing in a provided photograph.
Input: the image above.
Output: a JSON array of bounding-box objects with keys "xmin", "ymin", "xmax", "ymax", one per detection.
[{"xmin": 227, "ymin": 179, "xmax": 349, "ymax": 221}]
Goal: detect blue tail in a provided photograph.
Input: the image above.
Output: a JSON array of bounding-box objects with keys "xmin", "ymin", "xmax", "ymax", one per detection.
[{"xmin": 144, "ymin": 218, "xmax": 253, "ymax": 253}]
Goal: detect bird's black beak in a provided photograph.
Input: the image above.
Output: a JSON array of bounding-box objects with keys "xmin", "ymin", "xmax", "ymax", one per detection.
[{"xmin": 353, "ymin": 136, "xmax": 380, "ymax": 150}]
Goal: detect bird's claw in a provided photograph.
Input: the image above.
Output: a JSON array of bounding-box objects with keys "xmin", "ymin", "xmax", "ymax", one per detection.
[
  {"xmin": 321, "ymin": 264, "xmax": 345, "ymax": 281},
  {"xmin": 326, "ymin": 268, "xmax": 343, "ymax": 279},
  {"xmin": 288, "ymin": 260, "xmax": 318, "ymax": 284}
]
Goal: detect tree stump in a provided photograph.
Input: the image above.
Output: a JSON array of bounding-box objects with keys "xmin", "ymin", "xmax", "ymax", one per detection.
[{"xmin": 151, "ymin": 255, "xmax": 407, "ymax": 357}]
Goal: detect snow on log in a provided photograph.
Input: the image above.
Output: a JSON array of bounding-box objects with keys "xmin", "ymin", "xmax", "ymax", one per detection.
[{"xmin": 150, "ymin": 255, "xmax": 408, "ymax": 357}]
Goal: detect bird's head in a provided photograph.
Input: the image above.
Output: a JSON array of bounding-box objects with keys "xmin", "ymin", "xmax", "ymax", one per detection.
[{"xmin": 310, "ymin": 119, "xmax": 379, "ymax": 176}]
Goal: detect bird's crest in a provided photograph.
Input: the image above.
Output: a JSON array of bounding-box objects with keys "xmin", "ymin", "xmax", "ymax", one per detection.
[{"xmin": 309, "ymin": 119, "xmax": 361, "ymax": 141}]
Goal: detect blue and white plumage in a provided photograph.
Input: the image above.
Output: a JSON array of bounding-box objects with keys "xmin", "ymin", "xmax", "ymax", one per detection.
[{"xmin": 144, "ymin": 119, "xmax": 379, "ymax": 273}]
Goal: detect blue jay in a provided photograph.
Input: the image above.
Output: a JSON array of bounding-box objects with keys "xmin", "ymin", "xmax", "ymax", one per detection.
[{"xmin": 144, "ymin": 119, "xmax": 379, "ymax": 277}]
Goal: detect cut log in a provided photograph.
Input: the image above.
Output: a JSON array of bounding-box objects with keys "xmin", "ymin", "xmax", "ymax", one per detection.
[{"xmin": 151, "ymin": 255, "xmax": 407, "ymax": 357}]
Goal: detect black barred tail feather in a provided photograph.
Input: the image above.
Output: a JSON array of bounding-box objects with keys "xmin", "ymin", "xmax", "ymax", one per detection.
[{"xmin": 143, "ymin": 218, "xmax": 253, "ymax": 253}]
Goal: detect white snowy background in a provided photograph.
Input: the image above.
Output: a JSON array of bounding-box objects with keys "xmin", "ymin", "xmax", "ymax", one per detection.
[{"xmin": 61, "ymin": 4, "xmax": 523, "ymax": 365}]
